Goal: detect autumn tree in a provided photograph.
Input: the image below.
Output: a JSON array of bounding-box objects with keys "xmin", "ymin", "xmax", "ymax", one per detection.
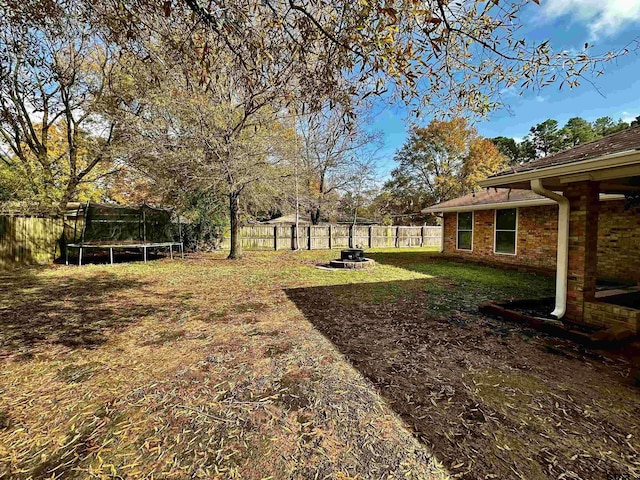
[
  {"xmin": 116, "ymin": 20, "xmax": 297, "ymax": 259},
  {"xmin": 385, "ymin": 119, "xmax": 507, "ymax": 208},
  {"xmin": 0, "ymin": 2, "xmax": 121, "ymax": 212},
  {"xmin": 365, "ymin": 191, "xmax": 403, "ymax": 225}
]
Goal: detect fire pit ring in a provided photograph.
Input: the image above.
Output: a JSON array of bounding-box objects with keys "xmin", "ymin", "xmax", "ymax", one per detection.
[
  {"xmin": 327, "ymin": 249, "xmax": 375, "ymax": 269},
  {"xmin": 340, "ymin": 249, "xmax": 365, "ymax": 261}
]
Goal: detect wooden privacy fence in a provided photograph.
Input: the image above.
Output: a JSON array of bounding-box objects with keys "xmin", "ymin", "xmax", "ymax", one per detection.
[
  {"xmin": 0, "ymin": 216, "xmax": 442, "ymax": 266},
  {"xmin": 0, "ymin": 216, "xmax": 64, "ymax": 267},
  {"xmin": 220, "ymin": 225, "xmax": 442, "ymax": 251}
]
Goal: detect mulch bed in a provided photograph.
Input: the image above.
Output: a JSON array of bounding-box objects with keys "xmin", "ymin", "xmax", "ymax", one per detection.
[{"xmin": 288, "ymin": 282, "xmax": 640, "ymax": 480}]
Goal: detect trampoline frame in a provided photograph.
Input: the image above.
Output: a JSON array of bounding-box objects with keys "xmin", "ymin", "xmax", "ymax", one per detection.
[
  {"xmin": 66, "ymin": 202, "xmax": 184, "ymax": 266},
  {"xmin": 65, "ymin": 241, "xmax": 184, "ymax": 265}
]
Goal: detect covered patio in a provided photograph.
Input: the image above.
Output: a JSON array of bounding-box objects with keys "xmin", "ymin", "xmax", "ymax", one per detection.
[{"xmin": 480, "ymin": 128, "xmax": 640, "ymax": 333}]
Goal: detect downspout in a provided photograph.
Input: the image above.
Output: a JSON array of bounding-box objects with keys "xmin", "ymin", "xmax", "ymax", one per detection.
[
  {"xmin": 438, "ymin": 214, "xmax": 445, "ymax": 253},
  {"xmin": 530, "ymin": 179, "xmax": 569, "ymax": 319}
]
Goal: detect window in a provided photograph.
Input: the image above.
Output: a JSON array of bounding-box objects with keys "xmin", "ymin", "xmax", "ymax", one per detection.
[
  {"xmin": 457, "ymin": 212, "xmax": 473, "ymax": 251},
  {"xmin": 495, "ymin": 208, "xmax": 517, "ymax": 255}
]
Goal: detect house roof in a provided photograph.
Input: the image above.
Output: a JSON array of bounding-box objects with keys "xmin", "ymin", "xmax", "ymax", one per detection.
[
  {"xmin": 262, "ymin": 214, "xmax": 311, "ymax": 224},
  {"xmin": 423, "ymin": 189, "xmax": 626, "ymax": 213},
  {"xmin": 423, "ymin": 189, "xmax": 554, "ymax": 213},
  {"xmin": 489, "ymin": 126, "xmax": 640, "ymax": 179}
]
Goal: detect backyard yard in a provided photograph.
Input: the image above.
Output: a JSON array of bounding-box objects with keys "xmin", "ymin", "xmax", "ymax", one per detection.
[{"xmin": 1, "ymin": 249, "xmax": 639, "ymax": 479}]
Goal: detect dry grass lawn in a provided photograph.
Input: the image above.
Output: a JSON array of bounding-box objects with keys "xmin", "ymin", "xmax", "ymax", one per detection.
[{"xmin": 0, "ymin": 249, "xmax": 638, "ymax": 479}]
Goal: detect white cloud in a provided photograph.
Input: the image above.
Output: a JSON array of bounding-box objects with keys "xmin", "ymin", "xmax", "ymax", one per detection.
[
  {"xmin": 499, "ymin": 86, "xmax": 518, "ymax": 98},
  {"xmin": 541, "ymin": 0, "xmax": 640, "ymax": 39},
  {"xmin": 621, "ymin": 111, "xmax": 638, "ymax": 124},
  {"xmin": 535, "ymin": 95, "xmax": 547, "ymax": 103}
]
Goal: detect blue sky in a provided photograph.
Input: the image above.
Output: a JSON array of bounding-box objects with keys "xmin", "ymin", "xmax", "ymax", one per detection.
[{"xmin": 372, "ymin": 0, "xmax": 640, "ymax": 176}]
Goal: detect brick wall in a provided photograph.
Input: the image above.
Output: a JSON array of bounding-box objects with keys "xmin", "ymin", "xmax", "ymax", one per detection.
[
  {"xmin": 442, "ymin": 205, "xmax": 558, "ymax": 272},
  {"xmin": 584, "ymin": 300, "xmax": 640, "ymax": 333},
  {"xmin": 443, "ymin": 198, "xmax": 640, "ymax": 283},
  {"xmin": 597, "ymin": 200, "xmax": 640, "ymax": 282}
]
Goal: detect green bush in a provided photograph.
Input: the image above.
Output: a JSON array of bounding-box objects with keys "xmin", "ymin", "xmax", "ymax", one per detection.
[{"xmin": 179, "ymin": 191, "xmax": 228, "ymax": 252}]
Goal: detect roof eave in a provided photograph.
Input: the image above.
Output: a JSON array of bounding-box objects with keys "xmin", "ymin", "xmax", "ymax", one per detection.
[
  {"xmin": 422, "ymin": 197, "xmax": 556, "ymax": 213},
  {"xmin": 479, "ymin": 149, "xmax": 640, "ymax": 189}
]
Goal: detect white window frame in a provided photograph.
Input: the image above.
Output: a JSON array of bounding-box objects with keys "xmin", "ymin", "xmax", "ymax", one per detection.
[
  {"xmin": 494, "ymin": 208, "xmax": 518, "ymax": 256},
  {"xmin": 456, "ymin": 211, "xmax": 474, "ymax": 251}
]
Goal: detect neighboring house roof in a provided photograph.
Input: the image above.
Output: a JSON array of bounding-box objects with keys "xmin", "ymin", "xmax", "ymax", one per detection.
[
  {"xmin": 336, "ymin": 218, "xmax": 377, "ymax": 225},
  {"xmin": 422, "ymin": 189, "xmax": 553, "ymax": 213},
  {"xmin": 262, "ymin": 214, "xmax": 311, "ymax": 224},
  {"xmin": 489, "ymin": 126, "xmax": 640, "ymax": 179},
  {"xmin": 263, "ymin": 214, "xmax": 378, "ymax": 225}
]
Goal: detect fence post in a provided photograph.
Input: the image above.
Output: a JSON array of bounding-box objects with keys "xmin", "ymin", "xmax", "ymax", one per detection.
[
  {"xmin": 290, "ymin": 225, "xmax": 295, "ymax": 250},
  {"xmin": 328, "ymin": 225, "xmax": 332, "ymax": 250},
  {"xmin": 395, "ymin": 227, "xmax": 399, "ymax": 248},
  {"xmin": 349, "ymin": 225, "xmax": 353, "ymax": 248},
  {"xmin": 274, "ymin": 226, "xmax": 278, "ymax": 251},
  {"xmin": 421, "ymin": 226, "xmax": 425, "ymax": 247},
  {"xmin": 308, "ymin": 226, "xmax": 312, "ymax": 250},
  {"xmin": 368, "ymin": 226, "xmax": 372, "ymax": 249}
]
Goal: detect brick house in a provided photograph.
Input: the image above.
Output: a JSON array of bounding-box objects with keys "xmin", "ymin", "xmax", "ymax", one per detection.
[{"xmin": 424, "ymin": 127, "xmax": 640, "ymax": 333}]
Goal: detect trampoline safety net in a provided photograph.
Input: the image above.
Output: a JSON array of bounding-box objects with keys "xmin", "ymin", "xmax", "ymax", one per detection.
[{"xmin": 78, "ymin": 203, "xmax": 176, "ymax": 245}]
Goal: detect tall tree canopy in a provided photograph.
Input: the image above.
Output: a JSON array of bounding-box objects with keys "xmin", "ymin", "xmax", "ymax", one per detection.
[
  {"xmin": 593, "ymin": 116, "xmax": 631, "ymax": 137},
  {"xmin": 0, "ymin": 2, "xmax": 122, "ymax": 212},
  {"xmin": 384, "ymin": 118, "xmax": 507, "ymax": 212},
  {"xmin": 97, "ymin": 0, "xmax": 634, "ymax": 117},
  {"xmin": 561, "ymin": 117, "xmax": 597, "ymax": 147},
  {"xmin": 528, "ymin": 119, "xmax": 562, "ymax": 157},
  {"xmin": 491, "ymin": 114, "xmax": 637, "ymax": 165}
]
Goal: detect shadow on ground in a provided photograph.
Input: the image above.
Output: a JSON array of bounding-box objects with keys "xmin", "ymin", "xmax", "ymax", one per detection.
[
  {"xmin": 0, "ymin": 269, "xmax": 150, "ymax": 354},
  {"xmin": 285, "ymin": 277, "xmax": 640, "ymax": 480},
  {"xmin": 58, "ymin": 249, "xmax": 170, "ymax": 266}
]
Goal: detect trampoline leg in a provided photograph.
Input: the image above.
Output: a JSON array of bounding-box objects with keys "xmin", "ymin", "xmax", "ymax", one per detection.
[
  {"xmin": 180, "ymin": 243, "xmax": 184, "ymax": 259},
  {"xmin": 79, "ymin": 248, "xmax": 83, "ymax": 266},
  {"xmin": 170, "ymin": 245, "xmax": 173, "ymax": 260},
  {"xmin": 143, "ymin": 246, "xmax": 147, "ymax": 262},
  {"xmin": 65, "ymin": 249, "xmax": 69, "ymax": 266},
  {"xmin": 110, "ymin": 248, "xmax": 113, "ymax": 265}
]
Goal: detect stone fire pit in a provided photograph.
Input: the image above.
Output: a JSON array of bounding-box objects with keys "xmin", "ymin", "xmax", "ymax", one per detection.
[{"xmin": 328, "ymin": 249, "xmax": 375, "ymax": 269}]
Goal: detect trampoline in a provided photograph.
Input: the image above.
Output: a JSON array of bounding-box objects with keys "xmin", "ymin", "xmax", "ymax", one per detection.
[{"xmin": 66, "ymin": 202, "xmax": 184, "ymax": 265}]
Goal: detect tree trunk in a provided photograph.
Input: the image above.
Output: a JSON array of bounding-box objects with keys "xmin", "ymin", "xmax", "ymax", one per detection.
[
  {"xmin": 227, "ymin": 191, "xmax": 242, "ymax": 259},
  {"xmin": 310, "ymin": 206, "xmax": 321, "ymax": 225},
  {"xmin": 294, "ymin": 155, "xmax": 300, "ymax": 250},
  {"xmin": 57, "ymin": 179, "xmax": 78, "ymax": 214}
]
